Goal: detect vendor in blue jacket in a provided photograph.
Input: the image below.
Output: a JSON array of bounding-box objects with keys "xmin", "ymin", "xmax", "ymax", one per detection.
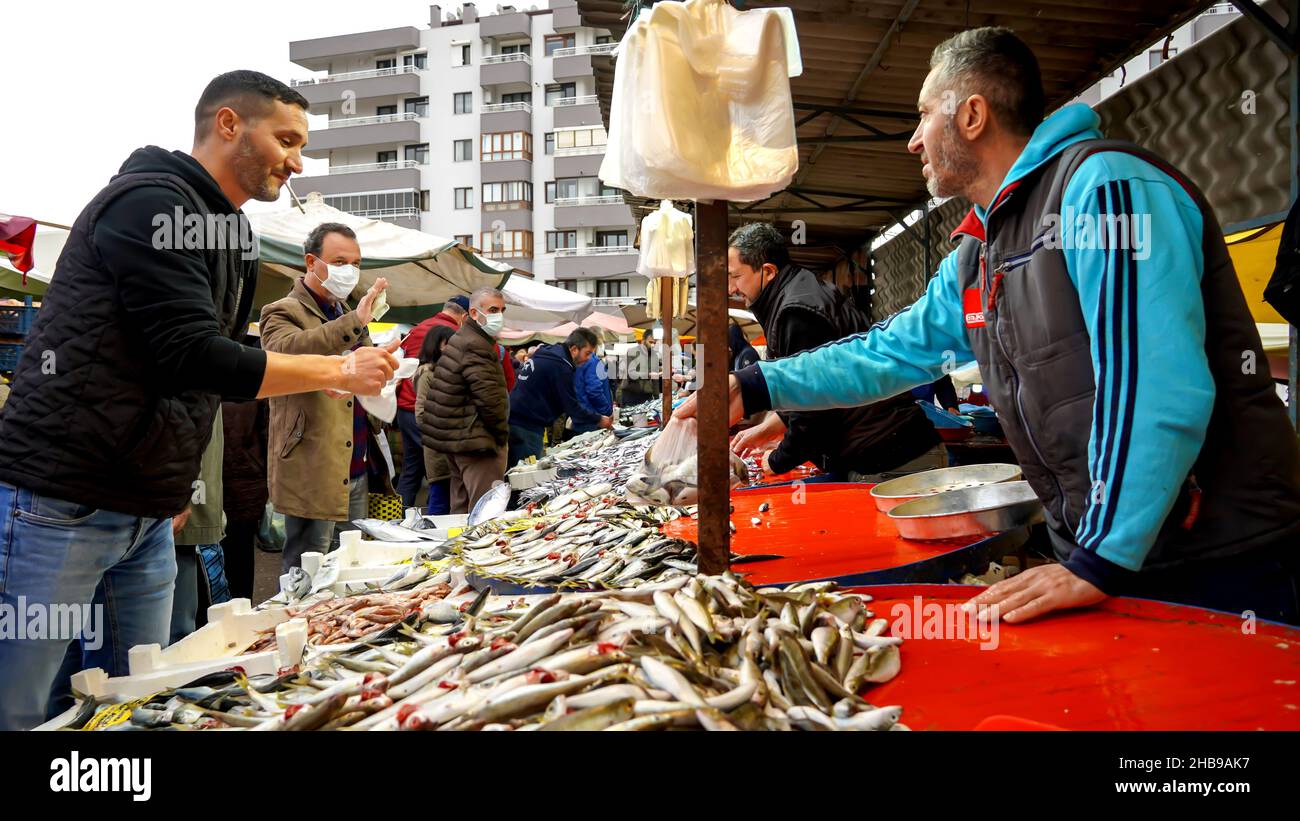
[
  {"xmin": 572, "ymin": 347, "xmax": 615, "ymax": 436},
  {"xmin": 677, "ymin": 27, "xmax": 1300, "ymax": 625},
  {"xmin": 507, "ymin": 327, "xmax": 612, "ymax": 467}
]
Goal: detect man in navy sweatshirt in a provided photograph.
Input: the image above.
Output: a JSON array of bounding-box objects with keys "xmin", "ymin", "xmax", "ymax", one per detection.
[{"xmin": 507, "ymin": 327, "xmax": 612, "ymax": 466}]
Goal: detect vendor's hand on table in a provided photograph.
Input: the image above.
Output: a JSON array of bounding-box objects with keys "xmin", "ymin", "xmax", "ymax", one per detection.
[
  {"xmin": 355, "ymin": 277, "xmax": 390, "ymax": 326},
  {"xmin": 171, "ymin": 508, "xmax": 192, "ymax": 537},
  {"xmin": 598, "ymin": 415, "xmax": 613, "ymax": 429},
  {"xmin": 760, "ymin": 451, "xmax": 775, "ymax": 476},
  {"xmin": 673, "ymin": 374, "xmax": 743, "ymax": 424},
  {"xmin": 961, "ymin": 563, "xmax": 1106, "ymax": 624},
  {"xmin": 337, "ymin": 338, "xmax": 400, "ymax": 396},
  {"xmin": 731, "ymin": 412, "xmax": 785, "ymax": 456}
]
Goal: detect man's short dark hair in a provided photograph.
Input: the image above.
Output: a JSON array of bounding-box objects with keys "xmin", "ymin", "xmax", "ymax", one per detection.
[
  {"xmin": 929, "ymin": 27, "xmax": 1045, "ymax": 136},
  {"xmin": 566, "ymin": 327, "xmax": 600, "ymax": 350},
  {"xmin": 729, "ymin": 223, "xmax": 790, "ymax": 271},
  {"xmin": 304, "ymin": 223, "xmax": 357, "ymax": 258},
  {"xmin": 195, "ymin": 70, "xmax": 309, "ymax": 143}
]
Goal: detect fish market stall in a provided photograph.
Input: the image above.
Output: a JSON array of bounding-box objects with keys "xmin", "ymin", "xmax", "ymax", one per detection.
[{"xmin": 854, "ymin": 585, "xmax": 1300, "ymax": 731}]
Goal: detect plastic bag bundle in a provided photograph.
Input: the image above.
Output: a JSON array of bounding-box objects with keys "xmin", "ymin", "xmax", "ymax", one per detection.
[
  {"xmin": 637, "ymin": 200, "xmax": 695, "ymax": 279},
  {"xmin": 626, "ymin": 417, "xmax": 750, "ymax": 505},
  {"xmin": 601, "ymin": 0, "xmax": 802, "ymax": 202},
  {"xmin": 357, "ymin": 344, "xmax": 420, "ymax": 424}
]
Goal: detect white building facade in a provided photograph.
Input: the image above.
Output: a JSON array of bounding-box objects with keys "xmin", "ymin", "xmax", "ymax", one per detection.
[{"xmin": 288, "ymin": 1, "xmax": 645, "ymax": 308}]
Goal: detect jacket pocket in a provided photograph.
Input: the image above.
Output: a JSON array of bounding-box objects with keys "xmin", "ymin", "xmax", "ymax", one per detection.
[{"xmin": 280, "ymin": 409, "xmax": 306, "ymax": 458}]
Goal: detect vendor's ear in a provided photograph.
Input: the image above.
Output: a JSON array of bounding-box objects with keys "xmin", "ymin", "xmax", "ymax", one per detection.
[{"xmin": 762, "ymin": 262, "xmax": 780, "ymax": 282}]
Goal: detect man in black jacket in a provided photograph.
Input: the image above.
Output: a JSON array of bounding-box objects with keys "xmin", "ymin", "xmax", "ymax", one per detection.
[
  {"xmin": 726, "ymin": 223, "xmax": 941, "ymax": 480},
  {"xmin": 0, "ymin": 71, "xmax": 398, "ymax": 729},
  {"xmin": 507, "ymin": 328, "xmax": 612, "ymax": 467}
]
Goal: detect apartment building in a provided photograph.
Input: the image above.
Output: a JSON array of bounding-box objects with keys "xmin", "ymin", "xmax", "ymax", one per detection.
[{"xmin": 287, "ymin": 0, "xmax": 646, "ymax": 307}]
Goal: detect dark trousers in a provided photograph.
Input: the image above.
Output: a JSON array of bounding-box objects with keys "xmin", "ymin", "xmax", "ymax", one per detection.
[
  {"xmin": 395, "ymin": 408, "xmax": 424, "ymax": 509},
  {"xmin": 221, "ymin": 519, "xmax": 258, "ymax": 602},
  {"xmin": 507, "ymin": 424, "xmax": 546, "ymax": 469},
  {"xmin": 1125, "ymin": 536, "xmax": 1300, "ymax": 625}
]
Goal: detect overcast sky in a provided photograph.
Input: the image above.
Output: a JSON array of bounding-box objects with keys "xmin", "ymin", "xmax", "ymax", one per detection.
[{"xmin": 4, "ymin": 0, "xmax": 441, "ymax": 226}]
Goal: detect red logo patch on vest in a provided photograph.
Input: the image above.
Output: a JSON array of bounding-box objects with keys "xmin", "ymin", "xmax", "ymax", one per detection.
[{"xmin": 963, "ymin": 288, "xmax": 986, "ymax": 328}]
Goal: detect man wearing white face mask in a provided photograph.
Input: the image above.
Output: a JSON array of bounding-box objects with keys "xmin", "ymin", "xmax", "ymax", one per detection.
[
  {"xmin": 261, "ymin": 222, "xmax": 393, "ymax": 572},
  {"xmin": 424, "ymin": 288, "xmax": 512, "ymax": 513}
]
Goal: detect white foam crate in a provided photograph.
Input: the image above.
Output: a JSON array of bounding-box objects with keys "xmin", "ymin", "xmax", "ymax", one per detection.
[
  {"xmin": 302, "ymin": 531, "xmax": 424, "ymax": 583},
  {"xmin": 508, "ymin": 465, "xmax": 558, "ymax": 490}
]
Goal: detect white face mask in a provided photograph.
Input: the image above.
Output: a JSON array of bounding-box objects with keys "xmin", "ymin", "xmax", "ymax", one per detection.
[
  {"xmin": 320, "ymin": 262, "xmax": 359, "ymax": 300},
  {"xmin": 476, "ymin": 310, "xmax": 504, "ymax": 337}
]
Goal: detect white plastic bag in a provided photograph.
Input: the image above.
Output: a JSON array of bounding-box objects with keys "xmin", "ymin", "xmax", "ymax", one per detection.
[
  {"xmin": 601, "ymin": 0, "xmax": 801, "ymax": 202},
  {"xmin": 637, "ymin": 200, "xmax": 695, "ymax": 279},
  {"xmin": 357, "ymin": 345, "xmax": 419, "ymax": 423},
  {"xmin": 627, "ymin": 417, "xmax": 699, "ymax": 505}
]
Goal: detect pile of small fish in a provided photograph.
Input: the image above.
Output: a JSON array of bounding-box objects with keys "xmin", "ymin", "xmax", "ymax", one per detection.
[
  {"xmin": 246, "ymin": 575, "xmax": 453, "ymax": 650},
  {"xmin": 71, "ymin": 573, "xmax": 907, "ymax": 731},
  {"xmin": 452, "ymin": 490, "xmax": 700, "ymax": 589},
  {"xmin": 517, "ymin": 431, "xmax": 660, "ymax": 507}
]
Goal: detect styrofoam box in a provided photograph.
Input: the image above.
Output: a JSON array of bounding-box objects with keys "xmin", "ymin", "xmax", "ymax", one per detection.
[
  {"xmin": 302, "ymin": 531, "xmax": 425, "ymax": 582},
  {"xmin": 508, "ymin": 465, "xmax": 559, "ymax": 490}
]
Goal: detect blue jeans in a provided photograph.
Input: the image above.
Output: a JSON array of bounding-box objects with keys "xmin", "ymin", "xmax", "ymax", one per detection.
[
  {"xmin": 0, "ymin": 481, "xmax": 176, "ymax": 730},
  {"xmin": 426, "ymin": 479, "xmax": 451, "ymax": 515},
  {"xmin": 508, "ymin": 424, "xmax": 546, "ymax": 469},
  {"xmin": 395, "ymin": 408, "xmax": 424, "ymax": 509}
]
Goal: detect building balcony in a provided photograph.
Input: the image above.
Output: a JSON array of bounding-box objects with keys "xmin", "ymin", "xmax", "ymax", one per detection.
[
  {"xmin": 480, "ymin": 10, "xmax": 532, "ymax": 40},
  {"xmin": 553, "ymin": 245, "xmax": 639, "ymax": 279},
  {"xmin": 481, "ymin": 209, "xmax": 533, "ymax": 231},
  {"xmin": 291, "ymin": 164, "xmax": 423, "ymax": 198},
  {"xmin": 349, "ymin": 206, "xmax": 421, "ymax": 229},
  {"xmin": 290, "ymin": 65, "xmax": 422, "ymax": 110},
  {"xmin": 552, "ymin": 53, "xmax": 591, "ymax": 81},
  {"xmin": 303, "ymin": 112, "xmax": 422, "ymax": 157},
  {"xmin": 480, "ymin": 102, "xmax": 532, "ymax": 134},
  {"xmin": 552, "ymin": 1, "xmax": 582, "ymax": 30},
  {"xmin": 481, "ymin": 158, "xmax": 533, "ymax": 183},
  {"xmin": 290, "ymin": 27, "xmax": 422, "ymax": 68},
  {"xmin": 553, "ymin": 148, "xmax": 605, "ymax": 178},
  {"xmin": 590, "ymin": 296, "xmax": 639, "ymax": 308},
  {"xmin": 480, "ymin": 52, "xmax": 532, "ymax": 87},
  {"xmin": 552, "ymin": 196, "xmax": 634, "ymax": 229},
  {"xmin": 552, "ymin": 96, "xmax": 603, "ymax": 128}
]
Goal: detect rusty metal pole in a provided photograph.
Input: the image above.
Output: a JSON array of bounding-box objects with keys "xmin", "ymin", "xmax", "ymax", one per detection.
[
  {"xmin": 695, "ymin": 200, "xmax": 730, "ymax": 575},
  {"xmin": 660, "ymin": 276, "xmax": 674, "ymax": 426}
]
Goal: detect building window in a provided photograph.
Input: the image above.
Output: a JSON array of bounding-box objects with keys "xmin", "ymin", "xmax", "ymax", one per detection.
[
  {"xmin": 544, "ymin": 182, "xmax": 555, "ymax": 203},
  {"xmin": 453, "ymin": 43, "xmax": 472, "ymax": 66},
  {"xmin": 501, "ymin": 43, "xmax": 532, "ymax": 56},
  {"xmin": 596, "ymin": 230, "xmax": 629, "ymax": 247},
  {"xmin": 376, "ymin": 58, "xmax": 396, "ymax": 70},
  {"xmin": 599, "ymin": 182, "xmax": 620, "ymax": 197},
  {"xmin": 501, "ymin": 91, "xmax": 532, "ymax": 105},
  {"xmin": 420, "ymin": 189, "xmax": 430, "ymax": 211},
  {"xmin": 546, "ymin": 231, "xmax": 578, "ymax": 252},
  {"xmin": 404, "ymin": 96, "xmax": 428, "ymax": 117},
  {"xmin": 554, "ymin": 127, "xmax": 607, "ymax": 152},
  {"xmin": 453, "ymin": 139, "xmax": 472, "ymax": 162},
  {"xmin": 596, "ymin": 280, "xmax": 629, "ymax": 298},
  {"xmin": 454, "ymin": 92, "xmax": 473, "ymax": 114},
  {"xmin": 1149, "ymin": 47, "xmax": 1177, "ymax": 69},
  {"xmin": 403, "ymin": 52, "xmax": 427, "ymax": 70},
  {"xmin": 377, "ymin": 150, "xmax": 398, "ymax": 166},
  {"xmin": 455, "ymin": 234, "xmax": 475, "ymax": 249},
  {"xmin": 545, "ymin": 34, "xmax": 576, "ymax": 56},
  {"xmin": 405, "ymin": 143, "xmax": 429, "ymax": 164},
  {"xmin": 545, "ymin": 83, "xmax": 577, "ymax": 106},
  {"xmin": 376, "ymin": 104, "xmax": 398, "ymax": 116},
  {"xmin": 480, "ymin": 230, "xmax": 533, "ymax": 258},
  {"xmin": 323, "ymin": 189, "xmax": 419, "ymax": 219},
  {"xmin": 454, "ymin": 187, "xmax": 473, "ymax": 209},
  {"xmin": 545, "ymin": 133, "xmax": 555, "ymax": 155},
  {"xmin": 554, "ymin": 279, "xmax": 579, "ymax": 291},
  {"xmin": 480, "ymin": 131, "xmax": 533, "ymax": 162},
  {"xmin": 596, "ymin": 35, "xmax": 613, "ymax": 45},
  {"xmin": 482, "ymin": 181, "xmax": 533, "ymax": 210},
  {"xmin": 553, "ymin": 178, "xmax": 580, "ymax": 200}
]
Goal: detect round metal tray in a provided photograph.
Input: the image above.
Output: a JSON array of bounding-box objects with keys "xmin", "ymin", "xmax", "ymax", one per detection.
[
  {"xmin": 869, "ymin": 463, "xmax": 1023, "ymax": 512},
  {"xmin": 886, "ymin": 480, "xmax": 1044, "ymax": 541}
]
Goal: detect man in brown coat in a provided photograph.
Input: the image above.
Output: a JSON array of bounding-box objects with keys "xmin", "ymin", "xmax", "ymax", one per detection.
[
  {"xmin": 422, "ymin": 287, "xmax": 510, "ymax": 513},
  {"xmin": 261, "ymin": 222, "xmax": 393, "ymax": 573}
]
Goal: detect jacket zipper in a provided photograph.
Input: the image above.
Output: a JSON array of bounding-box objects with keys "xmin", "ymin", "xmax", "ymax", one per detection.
[{"xmin": 982, "ymin": 211, "xmax": 1071, "ymax": 532}]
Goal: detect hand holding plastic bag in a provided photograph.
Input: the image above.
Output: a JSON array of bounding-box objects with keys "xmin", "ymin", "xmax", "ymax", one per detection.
[{"xmin": 357, "ymin": 343, "xmax": 419, "ymax": 423}]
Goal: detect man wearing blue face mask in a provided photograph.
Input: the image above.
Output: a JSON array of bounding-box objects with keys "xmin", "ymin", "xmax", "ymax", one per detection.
[{"xmin": 260, "ymin": 222, "xmax": 392, "ymax": 572}]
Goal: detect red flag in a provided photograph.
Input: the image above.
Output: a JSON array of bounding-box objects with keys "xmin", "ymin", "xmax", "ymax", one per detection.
[{"xmin": 0, "ymin": 214, "xmax": 38, "ymax": 285}]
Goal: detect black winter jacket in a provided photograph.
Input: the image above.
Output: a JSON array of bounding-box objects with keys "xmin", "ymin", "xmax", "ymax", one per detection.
[
  {"xmin": 0, "ymin": 147, "xmax": 265, "ymax": 517},
  {"xmin": 508, "ymin": 343, "xmax": 603, "ymax": 432}
]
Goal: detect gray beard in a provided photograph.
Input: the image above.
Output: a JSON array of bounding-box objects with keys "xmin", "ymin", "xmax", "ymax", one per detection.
[{"xmin": 928, "ymin": 121, "xmax": 979, "ymax": 199}]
